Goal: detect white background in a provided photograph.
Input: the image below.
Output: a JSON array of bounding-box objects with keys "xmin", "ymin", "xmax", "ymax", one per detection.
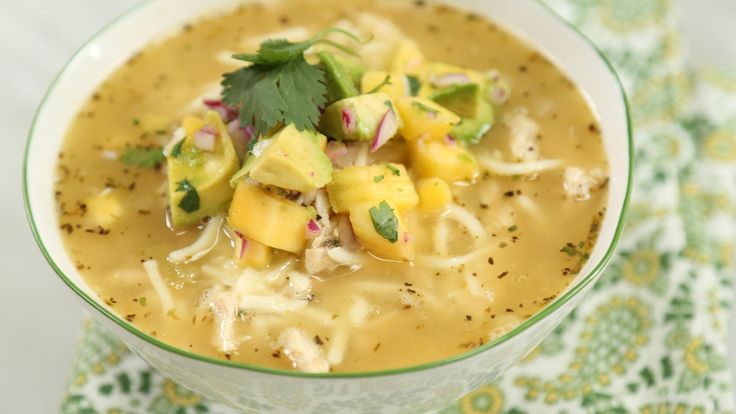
[{"xmin": 0, "ymin": 0, "xmax": 734, "ymax": 412}]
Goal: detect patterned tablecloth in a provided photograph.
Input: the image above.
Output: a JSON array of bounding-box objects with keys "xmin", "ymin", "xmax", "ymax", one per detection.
[{"xmin": 60, "ymin": 0, "xmax": 736, "ymax": 413}]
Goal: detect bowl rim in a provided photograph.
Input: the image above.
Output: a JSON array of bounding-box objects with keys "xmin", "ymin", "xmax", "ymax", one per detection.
[{"xmin": 23, "ymin": 0, "xmax": 633, "ymax": 379}]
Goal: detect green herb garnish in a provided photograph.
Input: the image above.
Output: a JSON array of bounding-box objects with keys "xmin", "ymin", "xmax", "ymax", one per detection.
[
  {"xmin": 386, "ymin": 164, "xmax": 401, "ymax": 176},
  {"xmin": 406, "ymin": 75, "xmax": 421, "ymax": 96},
  {"xmin": 369, "ymin": 201, "xmax": 398, "ymax": 243},
  {"xmin": 560, "ymin": 244, "xmax": 579, "ymax": 257},
  {"xmin": 120, "ymin": 147, "xmax": 165, "ymax": 168},
  {"xmin": 508, "ymin": 225, "xmax": 517, "ymax": 233},
  {"xmin": 170, "ymin": 140, "xmax": 185, "ymax": 158},
  {"xmin": 374, "ymin": 175, "xmax": 385, "ymax": 183},
  {"xmin": 175, "ymin": 179, "xmax": 200, "ymax": 213},
  {"xmin": 221, "ymin": 28, "xmax": 367, "ymax": 137},
  {"xmin": 139, "ymin": 297, "xmax": 147, "ymax": 306},
  {"xmin": 367, "ymin": 75, "xmax": 392, "ymax": 94},
  {"xmin": 412, "ymin": 101, "xmax": 439, "ymax": 115}
]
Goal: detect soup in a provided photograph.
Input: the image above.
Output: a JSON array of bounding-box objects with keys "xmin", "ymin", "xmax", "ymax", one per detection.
[{"xmin": 55, "ymin": 0, "xmax": 608, "ymax": 373}]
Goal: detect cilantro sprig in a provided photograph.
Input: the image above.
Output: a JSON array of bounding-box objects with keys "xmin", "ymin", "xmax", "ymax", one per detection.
[
  {"xmin": 221, "ymin": 28, "xmax": 367, "ymax": 137},
  {"xmin": 369, "ymin": 201, "xmax": 399, "ymax": 243}
]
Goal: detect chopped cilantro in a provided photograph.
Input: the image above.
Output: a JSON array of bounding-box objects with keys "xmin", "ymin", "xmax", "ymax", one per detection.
[
  {"xmin": 369, "ymin": 201, "xmax": 398, "ymax": 243},
  {"xmin": 175, "ymin": 179, "xmax": 200, "ymax": 213},
  {"xmin": 412, "ymin": 101, "xmax": 439, "ymax": 115},
  {"xmin": 508, "ymin": 225, "xmax": 518, "ymax": 233},
  {"xmin": 132, "ymin": 118, "xmax": 140, "ymax": 126},
  {"xmin": 560, "ymin": 244, "xmax": 579, "ymax": 257},
  {"xmin": 374, "ymin": 175, "xmax": 385, "ymax": 183},
  {"xmin": 221, "ymin": 28, "xmax": 366, "ymax": 137},
  {"xmin": 386, "ymin": 164, "xmax": 401, "ymax": 176},
  {"xmin": 139, "ymin": 297, "xmax": 147, "ymax": 306},
  {"xmin": 367, "ymin": 75, "xmax": 392, "ymax": 94},
  {"xmin": 170, "ymin": 139, "xmax": 185, "ymax": 158},
  {"xmin": 406, "ymin": 75, "xmax": 421, "ymax": 96},
  {"xmin": 120, "ymin": 147, "xmax": 165, "ymax": 168}
]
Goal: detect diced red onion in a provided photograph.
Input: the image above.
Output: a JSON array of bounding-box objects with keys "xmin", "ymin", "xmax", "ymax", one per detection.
[
  {"xmin": 194, "ymin": 128, "xmax": 216, "ymax": 151},
  {"xmin": 431, "ymin": 73, "xmax": 472, "ymax": 88},
  {"xmin": 342, "ymin": 108, "xmax": 356, "ymax": 135},
  {"xmin": 234, "ymin": 231, "xmax": 249, "ymax": 259},
  {"xmin": 306, "ymin": 219, "xmax": 321, "ymax": 238},
  {"xmin": 326, "ymin": 141, "xmax": 348, "ymax": 160},
  {"xmin": 204, "ymin": 99, "xmax": 238, "ymax": 123},
  {"xmin": 444, "ymin": 135, "xmax": 457, "ymax": 146},
  {"xmin": 403, "ymin": 232, "xmax": 413, "ymax": 243},
  {"xmin": 370, "ymin": 108, "xmax": 398, "ymax": 153}
]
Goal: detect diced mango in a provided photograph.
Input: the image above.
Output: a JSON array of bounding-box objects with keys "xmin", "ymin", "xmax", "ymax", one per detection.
[
  {"xmin": 87, "ymin": 188, "xmax": 122, "ymax": 228},
  {"xmin": 234, "ymin": 237, "xmax": 272, "ymax": 269},
  {"xmin": 326, "ymin": 164, "xmax": 418, "ymax": 214},
  {"xmin": 228, "ymin": 182, "xmax": 313, "ymax": 253},
  {"xmin": 349, "ymin": 202, "xmax": 414, "ymax": 261},
  {"xmin": 409, "ymin": 139, "xmax": 479, "ymax": 182},
  {"xmin": 360, "ymin": 71, "xmax": 407, "ymax": 100},
  {"xmin": 181, "ymin": 115, "xmax": 204, "ymax": 136},
  {"xmin": 417, "ymin": 178, "xmax": 452, "ymax": 213},
  {"xmin": 395, "ymin": 97, "xmax": 460, "ymax": 141},
  {"xmin": 391, "ymin": 40, "xmax": 426, "ymax": 76}
]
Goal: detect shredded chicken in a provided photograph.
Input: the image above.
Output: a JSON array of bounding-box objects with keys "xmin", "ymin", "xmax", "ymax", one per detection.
[
  {"xmin": 278, "ymin": 328, "xmax": 330, "ymax": 373},
  {"xmin": 209, "ymin": 291, "xmax": 238, "ymax": 353},
  {"xmin": 504, "ymin": 107, "xmax": 540, "ymax": 162},
  {"xmin": 142, "ymin": 259, "xmax": 174, "ymax": 315},
  {"xmin": 168, "ymin": 215, "xmax": 223, "ymax": 263},
  {"xmin": 287, "ymin": 271, "xmax": 314, "ymax": 301},
  {"xmin": 563, "ymin": 167, "xmax": 607, "ymax": 201},
  {"xmin": 330, "ymin": 13, "xmax": 406, "ymax": 70},
  {"xmin": 304, "ymin": 247, "xmax": 336, "ymax": 274}
]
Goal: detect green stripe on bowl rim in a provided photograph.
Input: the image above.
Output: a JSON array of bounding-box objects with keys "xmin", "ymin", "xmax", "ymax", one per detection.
[{"xmin": 22, "ymin": 0, "xmax": 634, "ymax": 379}]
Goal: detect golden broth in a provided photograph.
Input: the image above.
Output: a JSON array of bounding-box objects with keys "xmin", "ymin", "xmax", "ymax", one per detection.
[{"xmin": 55, "ymin": 0, "xmax": 607, "ymax": 372}]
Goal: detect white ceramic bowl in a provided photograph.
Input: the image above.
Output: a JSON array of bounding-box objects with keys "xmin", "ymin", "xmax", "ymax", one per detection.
[{"xmin": 24, "ymin": 0, "xmax": 632, "ymax": 412}]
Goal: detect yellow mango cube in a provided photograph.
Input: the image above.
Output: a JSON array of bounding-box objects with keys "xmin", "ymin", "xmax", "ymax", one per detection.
[
  {"xmin": 409, "ymin": 139, "xmax": 479, "ymax": 182},
  {"xmin": 417, "ymin": 177, "xmax": 452, "ymax": 213},
  {"xmin": 349, "ymin": 202, "xmax": 414, "ymax": 261},
  {"xmin": 181, "ymin": 115, "xmax": 204, "ymax": 136},
  {"xmin": 391, "ymin": 40, "xmax": 426, "ymax": 76},
  {"xmin": 228, "ymin": 182, "xmax": 313, "ymax": 253},
  {"xmin": 87, "ymin": 188, "xmax": 122, "ymax": 228},
  {"xmin": 395, "ymin": 97, "xmax": 460, "ymax": 141},
  {"xmin": 327, "ymin": 164, "xmax": 418, "ymax": 214},
  {"xmin": 234, "ymin": 237, "xmax": 272, "ymax": 269},
  {"xmin": 360, "ymin": 71, "xmax": 407, "ymax": 100}
]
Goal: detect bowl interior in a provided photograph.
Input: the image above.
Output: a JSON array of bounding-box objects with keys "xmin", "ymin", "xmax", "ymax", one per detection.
[{"xmin": 24, "ymin": 0, "xmax": 631, "ymax": 377}]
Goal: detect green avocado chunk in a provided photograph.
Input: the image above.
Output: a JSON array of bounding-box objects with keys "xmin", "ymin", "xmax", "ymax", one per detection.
[
  {"xmin": 319, "ymin": 92, "xmax": 399, "ymax": 141},
  {"xmin": 319, "ymin": 52, "xmax": 360, "ymax": 104},
  {"xmin": 167, "ymin": 111, "xmax": 240, "ymax": 227},
  {"xmin": 431, "ymin": 83, "xmax": 495, "ymax": 144},
  {"xmin": 233, "ymin": 124, "xmax": 333, "ymax": 193}
]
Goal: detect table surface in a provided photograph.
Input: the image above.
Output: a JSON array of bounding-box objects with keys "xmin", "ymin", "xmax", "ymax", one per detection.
[{"xmin": 0, "ymin": 0, "xmax": 734, "ymax": 412}]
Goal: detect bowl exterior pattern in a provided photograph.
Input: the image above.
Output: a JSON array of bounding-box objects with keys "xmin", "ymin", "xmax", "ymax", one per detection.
[{"xmin": 100, "ymin": 285, "xmax": 586, "ymax": 413}]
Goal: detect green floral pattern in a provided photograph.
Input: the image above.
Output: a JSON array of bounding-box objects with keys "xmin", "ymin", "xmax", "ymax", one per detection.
[{"xmin": 61, "ymin": 0, "xmax": 736, "ymax": 412}]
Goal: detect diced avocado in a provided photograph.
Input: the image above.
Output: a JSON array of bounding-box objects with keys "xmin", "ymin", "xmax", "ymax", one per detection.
[
  {"xmin": 319, "ymin": 52, "xmax": 359, "ymax": 104},
  {"xmin": 430, "ymin": 83, "xmax": 482, "ymax": 119},
  {"xmin": 335, "ymin": 56, "xmax": 367, "ymax": 86},
  {"xmin": 431, "ymin": 83, "xmax": 495, "ymax": 144},
  {"xmin": 167, "ymin": 111, "xmax": 240, "ymax": 227},
  {"xmin": 319, "ymin": 93, "xmax": 401, "ymax": 142},
  {"xmin": 326, "ymin": 164, "xmax": 418, "ymax": 214},
  {"xmin": 228, "ymin": 182, "xmax": 314, "ymax": 253},
  {"xmin": 241, "ymin": 124, "xmax": 332, "ymax": 193},
  {"xmin": 451, "ymin": 99, "xmax": 494, "ymax": 144}
]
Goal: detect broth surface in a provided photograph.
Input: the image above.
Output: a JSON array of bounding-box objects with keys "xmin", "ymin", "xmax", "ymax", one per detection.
[{"xmin": 55, "ymin": 0, "xmax": 608, "ymax": 372}]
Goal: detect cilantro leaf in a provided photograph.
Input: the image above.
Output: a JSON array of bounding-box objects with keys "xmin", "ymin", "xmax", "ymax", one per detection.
[
  {"xmin": 120, "ymin": 147, "xmax": 165, "ymax": 168},
  {"xmin": 222, "ymin": 28, "xmax": 365, "ymax": 137},
  {"xmin": 369, "ymin": 201, "xmax": 398, "ymax": 243},
  {"xmin": 170, "ymin": 140, "xmax": 185, "ymax": 158},
  {"xmin": 374, "ymin": 175, "xmax": 384, "ymax": 183},
  {"xmin": 406, "ymin": 75, "xmax": 421, "ymax": 96},
  {"xmin": 367, "ymin": 74, "xmax": 392, "ymax": 94},
  {"xmin": 386, "ymin": 164, "xmax": 401, "ymax": 176},
  {"xmin": 175, "ymin": 179, "xmax": 200, "ymax": 213}
]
